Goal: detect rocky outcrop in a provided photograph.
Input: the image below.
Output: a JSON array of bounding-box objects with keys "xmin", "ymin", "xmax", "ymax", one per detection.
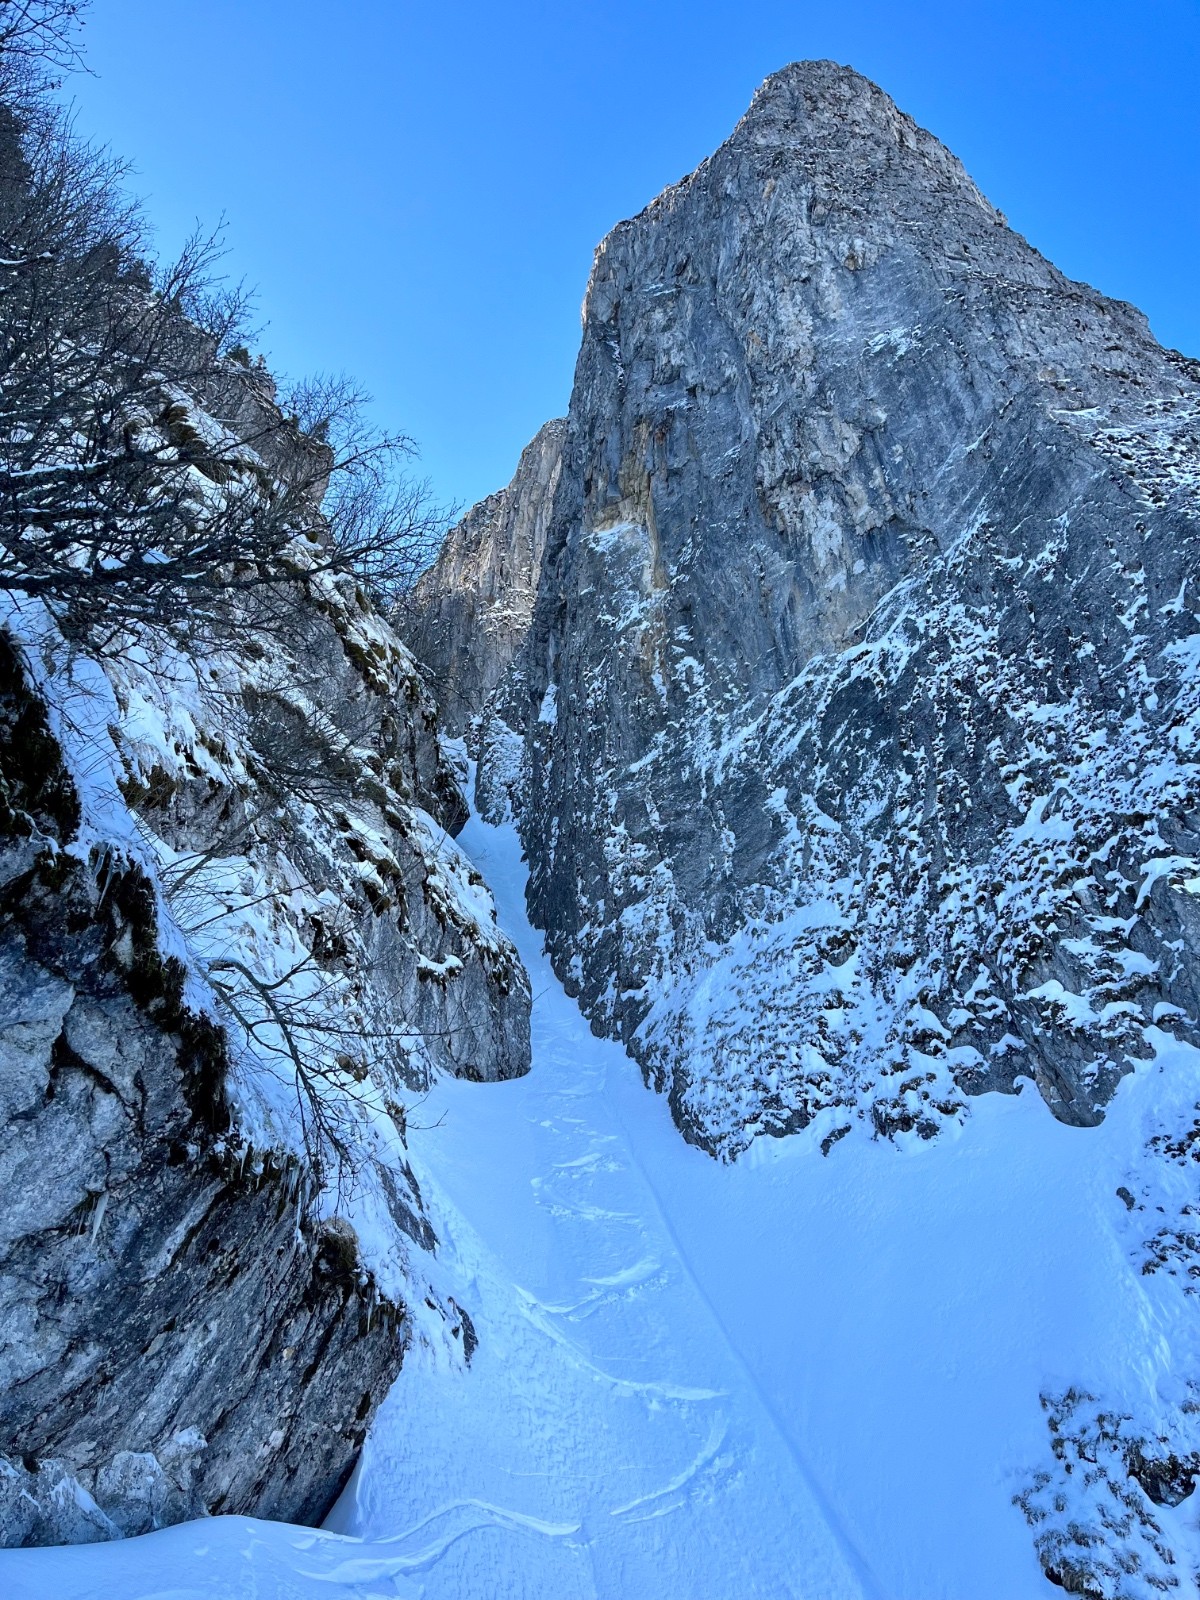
[
  {"xmin": 0, "ymin": 628, "xmax": 404, "ymax": 1542},
  {"xmin": 0, "ymin": 660, "xmax": 402, "ymax": 1540},
  {"xmin": 406, "ymin": 420, "xmax": 566, "ymax": 737},
  {"xmin": 0, "ymin": 394, "xmax": 531, "ymax": 1541},
  {"xmin": 470, "ymin": 60, "xmax": 1200, "ymax": 1160}
]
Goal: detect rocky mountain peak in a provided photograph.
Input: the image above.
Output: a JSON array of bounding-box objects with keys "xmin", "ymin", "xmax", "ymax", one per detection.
[
  {"xmin": 428, "ymin": 62, "xmax": 1200, "ymax": 1163},
  {"xmin": 738, "ymin": 58, "xmax": 953, "ymax": 157},
  {"xmin": 598, "ymin": 59, "xmax": 1005, "ymax": 297}
]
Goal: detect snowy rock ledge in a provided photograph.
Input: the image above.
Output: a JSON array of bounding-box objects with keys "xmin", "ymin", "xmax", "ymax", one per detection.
[{"xmin": 0, "ymin": 536, "xmax": 530, "ymax": 1544}]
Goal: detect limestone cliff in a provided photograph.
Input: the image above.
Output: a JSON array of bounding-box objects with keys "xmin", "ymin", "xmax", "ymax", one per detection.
[
  {"xmin": 0, "ymin": 382, "xmax": 530, "ymax": 1545},
  {"xmin": 406, "ymin": 419, "xmax": 565, "ymax": 737},
  {"xmin": 471, "ymin": 60, "xmax": 1200, "ymax": 1157}
]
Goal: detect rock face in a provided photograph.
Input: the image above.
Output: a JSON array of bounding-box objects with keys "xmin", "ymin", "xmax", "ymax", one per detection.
[
  {"xmin": 406, "ymin": 419, "xmax": 566, "ymax": 737},
  {"xmin": 0, "ymin": 410, "xmax": 531, "ymax": 1540},
  {"xmin": 421, "ymin": 63, "xmax": 1200, "ymax": 1591},
  {"xmin": 0, "ymin": 646, "xmax": 404, "ymax": 1541},
  {"xmin": 466, "ymin": 59, "xmax": 1200, "ymax": 1160}
]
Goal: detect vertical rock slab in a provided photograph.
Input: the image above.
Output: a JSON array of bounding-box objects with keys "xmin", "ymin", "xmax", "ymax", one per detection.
[
  {"xmin": 474, "ymin": 60, "xmax": 1200, "ymax": 1156},
  {"xmin": 406, "ymin": 420, "xmax": 566, "ymax": 737}
]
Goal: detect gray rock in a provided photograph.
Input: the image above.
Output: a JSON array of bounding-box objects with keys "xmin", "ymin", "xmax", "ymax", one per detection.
[
  {"xmin": 464, "ymin": 60, "xmax": 1200, "ymax": 1157},
  {"xmin": 0, "ymin": 638, "xmax": 403, "ymax": 1543},
  {"xmin": 0, "ymin": 506, "xmax": 531, "ymax": 1543},
  {"xmin": 406, "ymin": 420, "xmax": 566, "ymax": 738}
]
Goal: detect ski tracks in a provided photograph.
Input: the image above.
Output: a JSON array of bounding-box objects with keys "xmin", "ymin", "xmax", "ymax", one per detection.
[{"xmin": 337, "ymin": 807, "xmax": 879, "ymax": 1599}]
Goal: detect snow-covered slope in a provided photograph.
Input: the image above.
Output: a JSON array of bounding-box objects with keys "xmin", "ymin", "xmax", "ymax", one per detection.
[{"xmin": 9, "ymin": 797, "xmax": 1200, "ymax": 1598}]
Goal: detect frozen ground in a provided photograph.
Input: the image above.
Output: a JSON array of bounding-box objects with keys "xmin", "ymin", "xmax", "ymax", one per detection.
[{"xmin": 6, "ymin": 800, "xmax": 1198, "ymax": 1598}]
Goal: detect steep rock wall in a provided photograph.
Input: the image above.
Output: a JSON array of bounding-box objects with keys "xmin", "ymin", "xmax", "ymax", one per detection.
[
  {"xmin": 476, "ymin": 60, "xmax": 1200, "ymax": 1159},
  {"xmin": 406, "ymin": 420, "xmax": 565, "ymax": 737},
  {"xmin": 0, "ymin": 402, "xmax": 531, "ymax": 1544}
]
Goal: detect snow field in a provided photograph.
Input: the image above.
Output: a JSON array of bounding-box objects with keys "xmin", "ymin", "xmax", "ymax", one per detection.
[{"xmin": 7, "ymin": 795, "xmax": 1199, "ymax": 1597}]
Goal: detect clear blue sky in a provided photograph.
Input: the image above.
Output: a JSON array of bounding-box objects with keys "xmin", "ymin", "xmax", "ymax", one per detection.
[{"xmin": 66, "ymin": 0, "xmax": 1199, "ymax": 515}]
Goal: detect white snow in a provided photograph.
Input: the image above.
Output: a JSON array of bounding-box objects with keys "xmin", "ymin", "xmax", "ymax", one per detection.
[{"xmin": 6, "ymin": 800, "xmax": 1200, "ymax": 1598}]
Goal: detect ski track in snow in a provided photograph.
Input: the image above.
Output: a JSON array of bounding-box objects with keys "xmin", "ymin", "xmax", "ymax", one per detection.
[{"xmin": 6, "ymin": 800, "xmax": 1200, "ymax": 1598}]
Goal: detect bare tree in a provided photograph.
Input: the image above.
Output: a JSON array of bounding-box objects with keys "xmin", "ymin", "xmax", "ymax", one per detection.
[
  {"xmin": 0, "ymin": 18, "xmax": 449, "ymax": 644},
  {"xmin": 286, "ymin": 373, "xmax": 450, "ymax": 612},
  {"xmin": 0, "ymin": 2, "xmax": 456, "ymax": 1200},
  {"xmin": 0, "ymin": 1, "xmax": 86, "ymax": 80}
]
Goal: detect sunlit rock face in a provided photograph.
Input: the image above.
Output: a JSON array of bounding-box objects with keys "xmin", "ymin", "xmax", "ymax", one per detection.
[
  {"xmin": 461, "ymin": 60, "xmax": 1200, "ymax": 1158},
  {"xmin": 406, "ymin": 419, "xmax": 566, "ymax": 739}
]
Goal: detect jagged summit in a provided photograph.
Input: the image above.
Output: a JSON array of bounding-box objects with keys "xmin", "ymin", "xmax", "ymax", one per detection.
[
  {"xmin": 408, "ymin": 71, "xmax": 1200, "ymax": 1592},
  {"xmin": 736, "ymin": 58, "xmax": 950, "ymax": 150},
  {"xmin": 596, "ymin": 56, "xmax": 1178, "ymax": 399},
  {"xmin": 612, "ymin": 59, "xmax": 1000, "ymax": 257}
]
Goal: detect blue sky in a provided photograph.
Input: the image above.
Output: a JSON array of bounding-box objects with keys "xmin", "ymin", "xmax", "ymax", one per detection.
[{"xmin": 67, "ymin": 0, "xmax": 1199, "ymax": 514}]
